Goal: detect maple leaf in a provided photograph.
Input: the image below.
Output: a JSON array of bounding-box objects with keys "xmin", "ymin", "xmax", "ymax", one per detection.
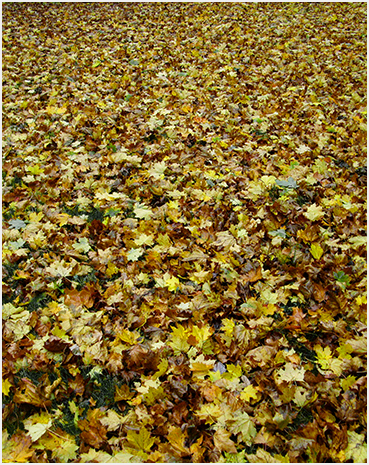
[
  {"xmin": 45, "ymin": 259, "xmax": 74, "ymax": 278},
  {"xmin": 165, "ymin": 275, "xmax": 180, "ymax": 292},
  {"xmin": 343, "ymin": 431, "xmax": 367, "ymax": 463},
  {"xmin": 51, "ymin": 438, "xmax": 79, "ymax": 463},
  {"xmin": 79, "ymin": 449, "xmax": 113, "ymax": 463},
  {"xmin": 167, "ymin": 426, "xmax": 189, "ymax": 456},
  {"xmin": 8, "ymin": 219, "xmax": 27, "ymax": 229},
  {"xmin": 304, "ymin": 204, "xmax": 325, "ymax": 221},
  {"xmin": 196, "ymin": 403, "xmax": 223, "ymax": 424},
  {"xmin": 293, "ymin": 387, "xmax": 313, "ymax": 408},
  {"xmin": 2, "ymin": 3, "xmax": 367, "ymax": 462},
  {"xmin": 127, "ymin": 247, "xmax": 145, "ymax": 261},
  {"xmin": 126, "ymin": 427, "xmax": 155, "ymax": 453},
  {"xmin": 2, "ymin": 432, "xmax": 34, "ymax": 463},
  {"xmin": 72, "ymin": 237, "xmax": 92, "ymax": 253},
  {"xmin": 295, "ymin": 144, "xmax": 311, "ymax": 154},
  {"xmin": 213, "ymin": 428, "xmax": 237, "ymax": 453},
  {"xmin": 230, "ymin": 412, "xmax": 257, "ymax": 445},
  {"xmin": 212, "ymin": 231, "xmax": 238, "ymax": 250},
  {"xmin": 348, "ymin": 235, "xmax": 366, "ymax": 249},
  {"xmin": 189, "ymin": 354, "xmax": 215, "ymax": 376},
  {"xmin": 133, "ymin": 203, "xmax": 153, "ymax": 220},
  {"xmin": 134, "ymin": 232, "xmax": 155, "ymax": 246},
  {"xmin": 310, "ymin": 242, "xmax": 324, "ymax": 259},
  {"xmin": 149, "ymin": 160, "xmax": 167, "ymax": 180},
  {"xmin": 314, "ymin": 344, "xmax": 344, "ymax": 375},
  {"xmin": 276, "ymin": 363, "xmax": 306, "ymax": 383},
  {"xmin": 100, "ymin": 409, "xmax": 126, "ymax": 431},
  {"xmin": 168, "ymin": 324, "xmax": 190, "ymax": 354},
  {"xmin": 240, "ymin": 384, "xmax": 259, "ymax": 402},
  {"xmin": 2, "ymin": 378, "xmax": 12, "ymax": 396},
  {"xmin": 24, "ymin": 413, "xmax": 53, "ymax": 441}
]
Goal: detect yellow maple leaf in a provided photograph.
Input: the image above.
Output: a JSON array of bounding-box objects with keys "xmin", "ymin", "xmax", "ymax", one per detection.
[
  {"xmin": 167, "ymin": 426, "xmax": 189, "ymax": 455},
  {"xmin": 340, "ymin": 375, "xmax": 357, "ymax": 392},
  {"xmin": 343, "ymin": 431, "xmax": 367, "ymax": 463},
  {"xmin": 310, "ymin": 242, "xmax": 324, "ymax": 259},
  {"xmin": 168, "ymin": 324, "xmax": 190, "ymax": 354},
  {"xmin": 2, "ymin": 378, "xmax": 12, "ymax": 396},
  {"xmin": 134, "ymin": 232, "xmax": 155, "ymax": 246},
  {"xmin": 314, "ymin": 344, "xmax": 332, "ymax": 368},
  {"xmin": 304, "ymin": 204, "xmax": 324, "ymax": 221},
  {"xmin": 165, "ymin": 275, "xmax": 180, "ymax": 292},
  {"xmin": 126, "ymin": 427, "xmax": 154, "ymax": 452},
  {"xmin": 26, "ymin": 164, "xmax": 44, "ymax": 175},
  {"xmin": 100, "ymin": 409, "xmax": 125, "ymax": 432},
  {"xmin": 348, "ymin": 235, "xmax": 366, "ymax": 249},
  {"xmin": 148, "ymin": 161, "xmax": 167, "ymax": 180},
  {"xmin": 133, "ymin": 204, "xmax": 153, "ymax": 220},
  {"xmin": 51, "ymin": 436, "xmax": 79, "ymax": 462},
  {"xmin": 230, "ymin": 412, "xmax": 257, "ymax": 445},
  {"xmin": 24, "ymin": 413, "xmax": 53, "ymax": 441},
  {"xmin": 189, "ymin": 325, "xmax": 213, "ymax": 347},
  {"xmin": 106, "ymin": 261, "xmax": 119, "ymax": 277},
  {"xmin": 277, "ymin": 362, "xmax": 305, "ymax": 383},
  {"xmin": 45, "ymin": 260, "xmax": 73, "ymax": 278},
  {"xmin": 195, "ymin": 403, "xmax": 223, "ymax": 424},
  {"xmin": 240, "ymin": 384, "xmax": 259, "ymax": 402},
  {"xmin": 189, "ymin": 354, "xmax": 215, "ymax": 375}
]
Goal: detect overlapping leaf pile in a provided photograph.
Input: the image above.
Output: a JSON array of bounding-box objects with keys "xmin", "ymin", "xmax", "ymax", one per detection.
[{"xmin": 2, "ymin": 2, "xmax": 367, "ymax": 463}]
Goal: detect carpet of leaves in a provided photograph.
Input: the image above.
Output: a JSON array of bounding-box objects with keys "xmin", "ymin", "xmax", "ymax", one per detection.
[{"xmin": 2, "ymin": 3, "xmax": 367, "ymax": 463}]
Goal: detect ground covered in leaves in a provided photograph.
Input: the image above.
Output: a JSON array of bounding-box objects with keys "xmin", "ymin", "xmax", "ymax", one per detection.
[{"xmin": 2, "ymin": 2, "xmax": 367, "ymax": 463}]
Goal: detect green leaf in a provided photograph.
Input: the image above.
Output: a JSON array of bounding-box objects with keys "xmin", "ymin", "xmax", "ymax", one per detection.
[
  {"xmin": 275, "ymin": 177, "xmax": 298, "ymax": 189},
  {"xmin": 269, "ymin": 229, "xmax": 287, "ymax": 238},
  {"xmin": 8, "ymin": 219, "xmax": 27, "ymax": 229},
  {"xmin": 333, "ymin": 271, "xmax": 350, "ymax": 284}
]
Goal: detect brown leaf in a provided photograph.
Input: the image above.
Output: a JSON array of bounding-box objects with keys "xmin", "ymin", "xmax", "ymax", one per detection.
[
  {"xmin": 64, "ymin": 286, "xmax": 95, "ymax": 309},
  {"xmin": 44, "ymin": 335, "xmax": 70, "ymax": 353},
  {"xmin": 13, "ymin": 378, "xmax": 52, "ymax": 408},
  {"xmin": 314, "ymin": 282, "xmax": 328, "ymax": 302},
  {"xmin": 79, "ymin": 409, "xmax": 108, "ymax": 449},
  {"xmin": 213, "ymin": 428, "xmax": 237, "ymax": 453},
  {"xmin": 243, "ymin": 265, "xmax": 263, "ymax": 283}
]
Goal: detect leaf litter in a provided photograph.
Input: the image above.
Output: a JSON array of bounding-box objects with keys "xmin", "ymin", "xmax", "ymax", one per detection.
[{"xmin": 2, "ymin": 2, "xmax": 367, "ymax": 463}]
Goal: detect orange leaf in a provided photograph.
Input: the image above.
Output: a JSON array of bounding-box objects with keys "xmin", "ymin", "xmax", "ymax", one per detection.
[
  {"xmin": 64, "ymin": 287, "xmax": 95, "ymax": 309},
  {"xmin": 243, "ymin": 266, "xmax": 262, "ymax": 283}
]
